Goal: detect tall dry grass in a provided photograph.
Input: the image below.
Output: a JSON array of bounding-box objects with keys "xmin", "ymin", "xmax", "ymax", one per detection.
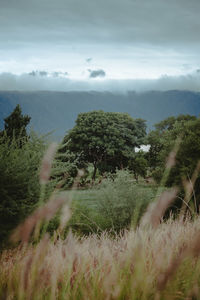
[
  {"xmin": 1, "ymin": 218, "xmax": 200, "ymax": 299},
  {"xmin": 1, "ymin": 145, "xmax": 200, "ymax": 299}
]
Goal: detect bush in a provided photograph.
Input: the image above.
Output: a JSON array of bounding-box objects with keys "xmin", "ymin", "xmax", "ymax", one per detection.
[
  {"xmin": 0, "ymin": 132, "xmax": 46, "ymax": 246},
  {"xmin": 68, "ymin": 170, "xmax": 156, "ymax": 235}
]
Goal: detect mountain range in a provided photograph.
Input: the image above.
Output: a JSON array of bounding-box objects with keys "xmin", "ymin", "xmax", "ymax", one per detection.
[{"xmin": 0, "ymin": 90, "xmax": 200, "ymax": 140}]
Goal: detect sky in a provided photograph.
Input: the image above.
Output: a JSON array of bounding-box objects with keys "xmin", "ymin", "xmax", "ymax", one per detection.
[{"xmin": 0, "ymin": 0, "xmax": 200, "ymax": 91}]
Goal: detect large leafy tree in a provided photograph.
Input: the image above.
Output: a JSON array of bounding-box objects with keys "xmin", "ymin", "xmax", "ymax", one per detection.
[{"xmin": 63, "ymin": 110, "xmax": 146, "ymax": 180}]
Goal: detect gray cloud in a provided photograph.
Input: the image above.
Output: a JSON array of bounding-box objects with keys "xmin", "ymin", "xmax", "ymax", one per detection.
[
  {"xmin": 52, "ymin": 71, "xmax": 68, "ymax": 77},
  {"xmin": 0, "ymin": 0, "xmax": 200, "ymax": 51},
  {"xmin": 0, "ymin": 71, "xmax": 200, "ymax": 93},
  {"xmin": 28, "ymin": 71, "xmax": 37, "ymax": 77},
  {"xmin": 28, "ymin": 70, "xmax": 48, "ymax": 77},
  {"xmin": 38, "ymin": 71, "xmax": 48, "ymax": 77},
  {"xmin": 28, "ymin": 70, "xmax": 68, "ymax": 77},
  {"xmin": 86, "ymin": 58, "xmax": 92, "ymax": 63},
  {"xmin": 88, "ymin": 69, "xmax": 106, "ymax": 78}
]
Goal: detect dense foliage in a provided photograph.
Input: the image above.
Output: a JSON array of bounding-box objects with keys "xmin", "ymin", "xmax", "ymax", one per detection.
[
  {"xmin": 0, "ymin": 133, "xmax": 46, "ymax": 245},
  {"xmin": 68, "ymin": 170, "xmax": 156, "ymax": 235},
  {"xmin": 0, "ymin": 104, "xmax": 31, "ymax": 144},
  {"xmin": 0, "ymin": 106, "xmax": 46, "ymax": 246},
  {"xmin": 63, "ymin": 111, "xmax": 146, "ymax": 180},
  {"xmin": 128, "ymin": 150, "xmax": 148, "ymax": 181},
  {"xmin": 148, "ymin": 114, "xmax": 200, "ymax": 213}
]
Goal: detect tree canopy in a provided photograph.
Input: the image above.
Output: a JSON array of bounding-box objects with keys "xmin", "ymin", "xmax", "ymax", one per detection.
[
  {"xmin": 147, "ymin": 115, "xmax": 198, "ymax": 170},
  {"xmin": 1, "ymin": 104, "xmax": 31, "ymax": 143},
  {"xmin": 63, "ymin": 111, "xmax": 146, "ymax": 180},
  {"xmin": 0, "ymin": 132, "xmax": 46, "ymax": 246},
  {"xmin": 148, "ymin": 115, "xmax": 200, "ymax": 213}
]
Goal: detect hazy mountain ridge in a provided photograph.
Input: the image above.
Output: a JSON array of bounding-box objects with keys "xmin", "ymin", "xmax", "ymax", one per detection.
[{"xmin": 0, "ymin": 90, "xmax": 200, "ymax": 139}]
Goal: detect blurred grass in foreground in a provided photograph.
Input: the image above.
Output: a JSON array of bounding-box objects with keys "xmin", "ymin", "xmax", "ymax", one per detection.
[{"xmin": 1, "ymin": 217, "xmax": 200, "ymax": 299}]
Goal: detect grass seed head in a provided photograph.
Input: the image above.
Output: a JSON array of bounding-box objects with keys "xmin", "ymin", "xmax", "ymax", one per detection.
[
  {"xmin": 39, "ymin": 143, "xmax": 57, "ymax": 185},
  {"xmin": 141, "ymin": 187, "xmax": 178, "ymax": 229}
]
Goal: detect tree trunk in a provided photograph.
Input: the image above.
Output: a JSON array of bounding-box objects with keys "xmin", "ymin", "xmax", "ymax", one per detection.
[
  {"xmin": 92, "ymin": 162, "xmax": 97, "ymax": 182},
  {"xmin": 134, "ymin": 171, "xmax": 138, "ymax": 183}
]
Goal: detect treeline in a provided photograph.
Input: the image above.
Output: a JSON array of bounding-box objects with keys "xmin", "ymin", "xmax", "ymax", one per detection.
[{"xmin": 0, "ymin": 105, "xmax": 200, "ymax": 246}]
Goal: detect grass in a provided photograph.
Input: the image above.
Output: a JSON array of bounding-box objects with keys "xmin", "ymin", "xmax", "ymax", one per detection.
[
  {"xmin": 71, "ymin": 183, "xmax": 155, "ymax": 208},
  {"xmin": 1, "ymin": 217, "xmax": 200, "ymax": 299},
  {"xmin": 67, "ymin": 175, "xmax": 157, "ymax": 235}
]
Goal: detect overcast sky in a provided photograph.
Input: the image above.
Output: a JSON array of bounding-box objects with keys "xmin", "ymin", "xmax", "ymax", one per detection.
[{"xmin": 0, "ymin": 0, "xmax": 200, "ymax": 90}]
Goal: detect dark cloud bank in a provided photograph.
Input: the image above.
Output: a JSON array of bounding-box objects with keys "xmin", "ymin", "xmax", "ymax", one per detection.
[{"xmin": 1, "ymin": 0, "xmax": 200, "ymax": 50}]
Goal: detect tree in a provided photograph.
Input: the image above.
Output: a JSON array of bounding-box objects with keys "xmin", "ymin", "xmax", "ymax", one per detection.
[
  {"xmin": 128, "ymin": 151, "xmax": 148, "ymax": 181},
  {"xmin": 63, "ymin": 111, "xmax": 146, "ymax": 180},
  {"xmin": 1, "ymin": 104, "xmax": 31, "ymax": 143},
  {"xmin": 154, "ymin": 114, "xmax": 196, "ymax": 133},
  {"xmin": 148, "ymin": 115, "xmax": 200, "ymax": 214},
  {"xmin": 49, "ymin": 148, "xmax": 81, "ymax": 190},
  {"xmin": 147, "ymin": 115, "xmax": 197, "ymax": 171},
  {"xmin": 0, "ymin": 133, "xmax": 46, "ymax": 246}
]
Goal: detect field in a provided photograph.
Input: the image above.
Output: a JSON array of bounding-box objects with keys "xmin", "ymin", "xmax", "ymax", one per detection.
[{"xmin": 1, "ymin": 181, "xmax": 200, "ymax": 300}]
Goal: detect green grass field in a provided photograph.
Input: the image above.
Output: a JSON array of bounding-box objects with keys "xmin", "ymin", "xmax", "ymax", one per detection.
[{"xmin": 67, "ymin": 178, "xmax": 157, "ymax": 235}]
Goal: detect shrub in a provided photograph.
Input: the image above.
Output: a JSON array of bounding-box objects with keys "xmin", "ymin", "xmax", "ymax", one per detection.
[
  {"xmin": 68, "ymin": 170, "xmax": 156, "ymax": 235},
  {"xmin": 0, "ymin": 132, "xmax": 46, "ymax": 246}
]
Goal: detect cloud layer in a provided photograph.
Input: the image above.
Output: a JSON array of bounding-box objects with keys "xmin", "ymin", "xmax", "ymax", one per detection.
[
  {"xmin": 0, "ymin": 70, "xmax": 200, "ymax": 93},
  {"xmin": 1, "ymin": 0, "xmax": 200, "ymax": 48}
]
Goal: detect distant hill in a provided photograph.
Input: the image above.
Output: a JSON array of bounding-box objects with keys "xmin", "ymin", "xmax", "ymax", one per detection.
[{"xmin": 0, "ymin": 90, "xmax": 200, "ymax": 140}]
